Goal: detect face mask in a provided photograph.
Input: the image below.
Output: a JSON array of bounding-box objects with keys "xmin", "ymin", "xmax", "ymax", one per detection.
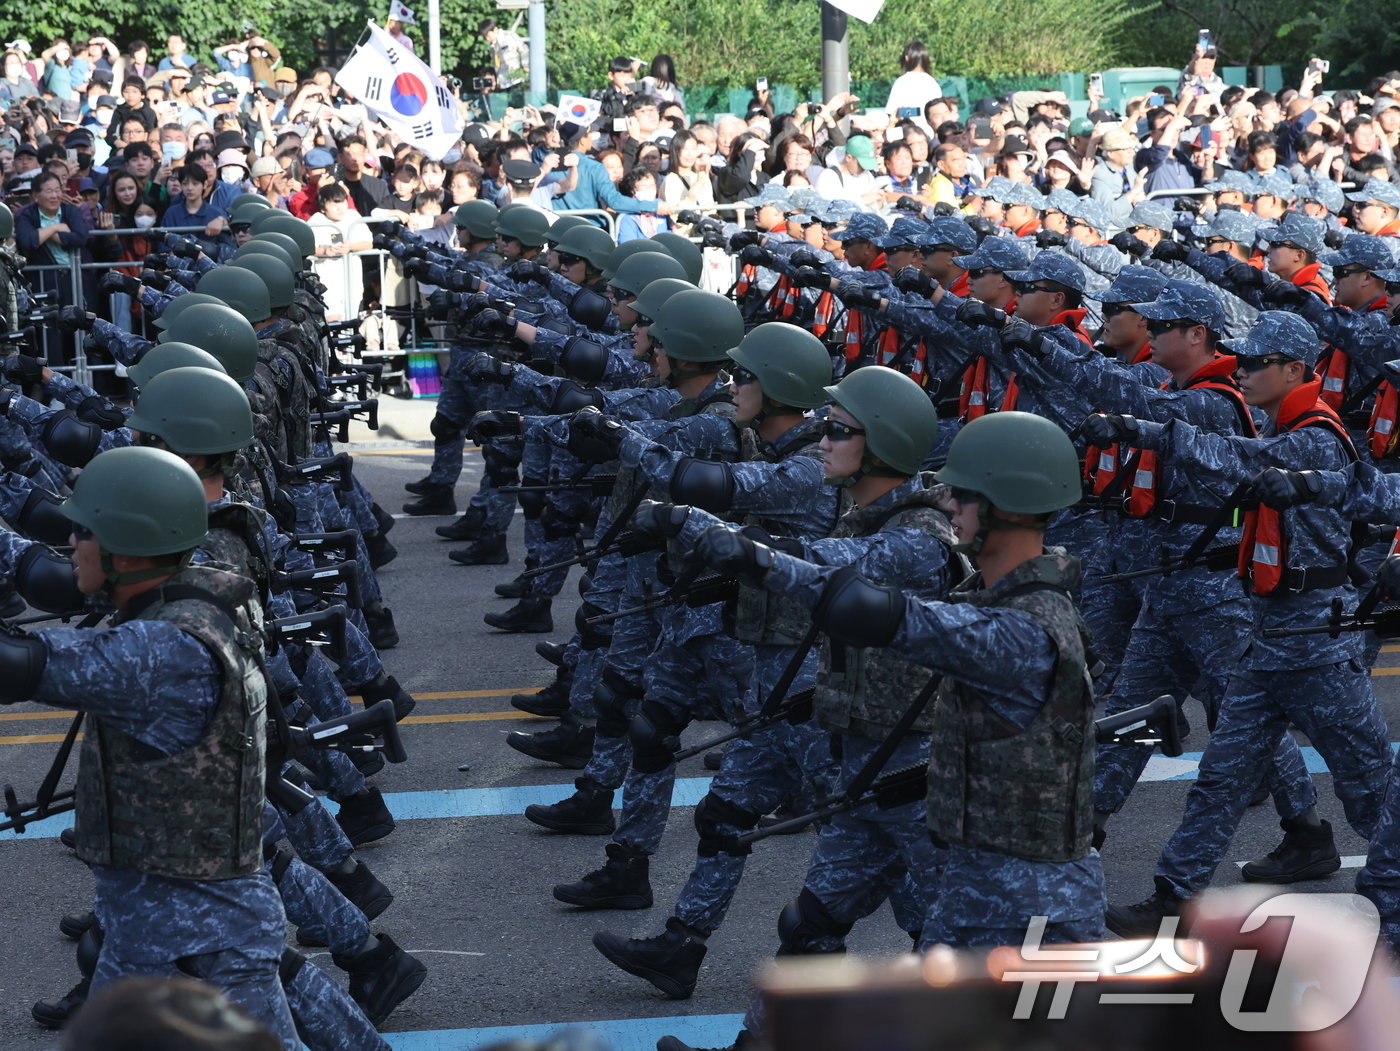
[
  {"xmin": 220, "ymin": 166, "xmax": 244, "ymax": 184},
  {"xmin": 134, "ymin": 214, "xmax": 157, "ymax": 229},
  {"xmin": 165, "ymin": 142, "xmax": 186, "ymax": 160}
]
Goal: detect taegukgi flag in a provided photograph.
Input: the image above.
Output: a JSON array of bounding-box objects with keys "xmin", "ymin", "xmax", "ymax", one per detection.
[
  {"xmin": 556, "ymin": 94, "xmax": 601, "ymax": 128},
  {"xmin": 335, "ymin": 22, "xmax": 462, "ymax": 160}
]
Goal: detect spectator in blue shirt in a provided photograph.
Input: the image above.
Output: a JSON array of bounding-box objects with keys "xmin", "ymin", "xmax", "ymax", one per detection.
[
  {"xmin": 161, "ymin": 163, "xmax": 233, "ymax": 259},
  {"xmin": 551, "ymin": 122, "xmax": 672, "ymax": 227},
  {"xmin": 157, "ymin": 34, "xmax": 196, "ymax": 72}
]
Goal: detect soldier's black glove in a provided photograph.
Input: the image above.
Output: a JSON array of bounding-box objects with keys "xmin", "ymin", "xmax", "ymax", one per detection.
[
  {"xmin": 1261, "ymin": 279, "xmax": 1309, "ymax": 307},
  {"xmin": 567, "ymin": 406, "xmax": 627, "ymax": 463},
  {"xmin": 1378, "ymin": 555, "xmax": 1400, "ymax": 599},
  {"xmin": 1109, "ymin": 230, "xmax": 1149, "ymax": 257},
  {"xmin": 677, "ymin": 209, "xmax": 704, "ymax": 226},
  {"xmin": 788, "ymin": 248, "xmax": 824, "ymax": 270},
  {"xmin": 468, "ymin": 291, "xmax": 515, "ymax": 315},
  {"xmin": 446, "ymin": 269, "xmax": 481, "ymax": 294},
  {"xmin": 425, "ymin": 289, "xmax": 456, "ymax": 319},
  {"xmin": 697, "ymin": 220, "xmax": 727, "ymax": 249},
  {"xmin": 630, "ymin": 500, "xmax": 691, "ymax": 538},
  {"xmin": 75, "ymin": 395, "xmax": 126, "ymax": 430},
  {"xmin": 139, "ymin": 269, "xmax": 169, "ymax": 291},
  {"xmin": 507, "ymin": 259, "xmax": 549, "ymax": 284},
  {"xmin": 835, "ymin": 281, "xmax": 882, "ymax": 311},
  {"xmin": 693, "ymin": 523, "xmax": 776, "ymax": 585},
  {"xmin": 1151, "ymin": 240, "xmax": 1188, "ymax": 263},
  {"xmin": 470, "ymin": 309, "xmax": 517, "ymax": 339},
  {"xmin": 168, "ymin": 235, "xmax": 203, "ymax": 260},
  {"xmin": 465, "ymin": 409, "xmax": 521, "ymax": 442},
  {"xmin": 4, "ymin": 354, "xmax": 44, "ymax": 388},
  {"xmin": 56, "ymin": 307, "xmax": 95, "ymax": 333},
  {"xmin": 894, "ymin": 194, "xmax": 923, "ymax": 213},
  {"xmin": 1251, "ymin": 467, "xmax": 1324, "ymax": 510},
  {"xmin": 1323, "ymin": 227, "xmax": 1347, "ymax": 251},
  {"xmin": 142, "ymin": 253, "xmax": 168, "ymax": 271},
  {"xmin": 931, "ymin": 202, "xmax": 959, "ymax": 217},
  {"xmin": 964, "ymin": 215, "xmax": 996, "ymax": 240},
  {"xmin": 1000, "ymin": 316, "xmax": 1046, "ymax": 357},
  {"xmin": 98, "ymin": 271, "xmax": 140, "ymax": 296},
  {"xmin": 955, "ymin": 300, "xmax": 1007, "ymax": 330},
  {"xmin": 893, "ymin": 266, "xmax": 933, "ymax": 296},
  {"xmin": 1035, "ymin": 229, "xmax": 1069, "ymax": 249},
  {"xmin": 1080, "ymin": 412, "xmax": 1140, "ymax": 448},
  {"xmin": 791, "ymin": 266, "xmax": 830, "ymax": 290},
  {"xmin": 728, "ymin": 229, "xmax": 762, "ymax": 251},
  {"xmin": 1174, "ymin": 195, "xmax": 1203, "ymax": 214},
  {"xmin": 739, "ymin": 244, "xmax": 776, "ymax": 269},
  {"xmin": 465, "ymin": 352, "xmax": 514, "ymax": 383},
  {"xmin": 403, "ymin": 257, "xmax": 433, "ymax": 279},
  {"xmin": 1225, "ymin": 260, "xmax": 1265, "ymax": 289}
]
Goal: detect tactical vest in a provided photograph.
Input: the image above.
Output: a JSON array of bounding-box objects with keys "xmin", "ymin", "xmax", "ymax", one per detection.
[
  {"xmin": 731, "ymin": 421, "xmax": 835, "ymax": 646},
  {"xmin": 925, "ymin": 552, "xmax": 1096, "ymax": 863},
  {"xmin": 205, "ymin": 501, "xmax": 276, "ymax": 607},
  {"xmin": 74, "ymin": 564, "xmax": 268, "ymax": 880},
  {"xmin": 255, "ymin": 335, "xmax": 314, "ymax": 461},
  {"xmin": 812, "ymin": 489, "xmax": 958, "ymax": 740}
]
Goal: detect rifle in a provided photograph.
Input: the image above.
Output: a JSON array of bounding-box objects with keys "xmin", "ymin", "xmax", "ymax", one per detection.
[
  {"xmin": 736, "ymin": 694, "xmax": 1182, "ymax": 846},
  {"xmin": 585, "ymin": 569, "xmax": 738, "ymax": 626},
  {"xmin": 517, "ymin": 529, "xmax": 658, "ymax": 581},
  {"xmin": 1262, "ymin": 570, "xmax": 1397, "ymax": 638},
  {"xmin": 519, "ymin": 480, "xmax": 653, "ymax": 581},
  {"xmin": 1098, "ymin": 479, "xmax": 1254, "ymax": 585},
  {"xmin": 267, "ymin": 604, "xmax": 350, "ymax": 662},
  {"xmin": 502, "ymin": 473, "xmax": 617, "ymax": 495}
]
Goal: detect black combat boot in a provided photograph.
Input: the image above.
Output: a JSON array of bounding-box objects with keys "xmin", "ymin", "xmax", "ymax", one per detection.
[
  {"xmin": 362, "ymin": 602, "xmax": 400, "ymax": 649},
  {"xmin": 404, "ymin": 476, "xmax": 437, "ymax": 495},
  {"xmin": 371, "ymin": 501, "xmax": 395, "ymax": 535},
  {"xmin": 436, "ymin": 506, "xmax": 487, "ymax": 541},
  {"xmin": 333, "ymin": 933, "xmax": 428, "ymax": 1027},
  {"xmin": 1241, "ymin": 816, "xmax": 1341, "ymax": 883},
  {"xmin": 449, "ymin": 534, "xmax": 508, "ymax": 565},
  {"xmin": 484, "ymin": 595, "xmax": 553, "ymax": 633},
  {"xmin": 553, "ymin": 842, "xmax": 653, "ymax": 909},
  {"xmin": 59, "ymin": 910, "xmax": 95, "ymax": 940},
  {"xmin": 353, "ymin": 671, "xmax": 417, "ymax": 721},
  {"xmin": 495, "ymin": 574, "xmax": 530, "ymax": 598},
  {"xmin": 526, "ymin": 777, "xmax": 615, "ymax": 835},
  {"xmin": 656, "ymin": 1028, "xmax": 754, "ymax": 1051},
  {"xmin": 335, "ymin": 786, "xmax": 395, "ymax": 846},
  {"xmin": 350, "ymin": 747, "xmax": 385, "ymax": 777},
  {"xmin": 535, "ymin": 640, "xmax": 568, "ymax": 666},
  {"xmin": 512, "ymin": 668, "xmax": 571, "ymax": 718},
  {"xmin": 506, "ymin": 719, "xmax": 594, "ymax": 769},
  {"xmin": 1105, "ymin": 877, "xmax": 1185, "ymax": 938},
  {"xmin": 403, "ymin": 485, "xmax": 456, "ymax": 516},
  {"xmin": 31, "ymin": 978, "xmax": 89, "ymax": 1028},
  {"xmin": 703, "ymin": 748, "xmax": 726, "ymax": 771},
  {"xmin": 328, "ymin": 859, "xmax": 394, "ymax": 920},
  {"xmin": 365, "ymin": 531, "xmax": 398, "ymax": 569},
  {"xmin": 593, "ymin": 916, "xmax": 708, "ymax": 998}
]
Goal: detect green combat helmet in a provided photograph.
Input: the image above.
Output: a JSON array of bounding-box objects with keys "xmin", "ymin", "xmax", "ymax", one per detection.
[
  {"xmin": 0, "ymin": 201, "xmax": 14, "ymax": 242},
  {"xmin": 631, "ymin": 277, "xmax": 694, "ymax": 325},
  {"xmin": 250, "ymin": 209, "xmax": 315, "ymax": 260},
  {"xmin": 62, "ymin": 446, "xmax": 208, "ymax": 558},
  {"xmin": 129, "ymin": 342, "xmax": 227, "ymax": 389},
  {"xmin": 554, "ymin": 225, "xmax": 616, "ymax": 272},
  {"xmin": 251, "ymin": 231, "xmax": 305, "ymax": 271},
  {"xmin": 651, "ymin": 232, "xmax": 703, "ymax": 285},
  {"xmin": 610, "ymin": 251, "xmax": 688, "ymax": 297},
  {"xmin": 455, "ymin": 199, "xmax": 500, "ymax": 240},
  {"xmin": 545, "ymin": 213, "xmax": 591, "ymax": 247},
  {"xmin": 229, "ymin": 201, "xmax": 271, "ymax": 228},
  {"xmin": 229, "ymin": 252, "xmax": 296, "ymax": 311},
  {"xmin": 127, "ymin": 367, "xmax": 254, "ymax": 456},
  {"xmin": 728, "ymin": 322, "xmax": 832, "ymax": 413},
  {"xmin": 229, "ymin": 193, "xmax": 272, "ymax": 214},
  {"xmin": 159, "ymin": 303, "xmax": 259, "ymax": 382},
  {"xmin": 601, "ymin": 239, "xmax": 669, "ymax": 281},
  {"xmin": 651, "ymin": 288, "xmax": 744, "ymax": 365},
  {"xmin": 197, "ymin": 267, "xmax": 272, "ymax": 322},
  {"xmin": 153, "ymin": 292, "xmax": 223, "ymax": 331},
  {"xmin": 496, "ymin": 206, "xmax": 551, "ymax": 248},
  {"xmin": 935, "ymin": 410, "xmax": 1080, "ymax": 515},
  {"xmin": 235, "ymin": 237, "xmax": 300, "ymax": 276},
  {"xmin": 823, "ymin": 366, "xmax": 938, "ymax": 485}
]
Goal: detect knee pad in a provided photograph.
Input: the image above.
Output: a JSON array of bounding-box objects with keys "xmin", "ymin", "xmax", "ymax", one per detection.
[
  {"xmin": 593, "ymin": 667, "xmax": 642, "ymax": 738},
  {"xmin": 279, "ymin": 946, "xmax": 309, "ymax": 986},
  {"xmin": 76, "ymin": 922, "xmax": 105, "ymax": 978},
  {"xmin": 482, "ymin": 443, "xmax": 520, "ymax": 487},
  {"xmin": 777, "ymin": 887, "xmax": 853, "ymax": 957},
  {"xmin": 429, "ymin": 414, "xmax": 462, "ymax": 442},
  {"xmin": 628, "ymin": 698, "xmax": 689, "ymax": 774},
  {"xmin": 576, "ymin": 601, "xmax": 612, "ymax": 650},
  {"xmin": 694, "ymin": 791, "xmax": 762, "ymax": 857},
  {"xmin": 540, "ymin": 503, "xmax": 579, "ymax": 540},
  {"xmin": 517, "ymin": 477, "xmax": 547, "ymax": 519},
  {"xmin": 578, "ymin": 572, "xmax": 593, "ymax": 597}
]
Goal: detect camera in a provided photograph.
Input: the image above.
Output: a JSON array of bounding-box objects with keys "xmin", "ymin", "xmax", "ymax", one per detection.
[
  {"xmin": 445, "ymin": 74, "xmax": 462, "ymax": 92},
  {"xmin": 1308, "ymin": 58, "xmax": 1330, "ymax": 75},
  {"xmin": 472, "ymin": 76, "xmax": 487, "ymax": 91}
]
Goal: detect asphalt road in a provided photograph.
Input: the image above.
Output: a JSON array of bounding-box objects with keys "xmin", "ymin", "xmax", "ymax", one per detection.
[{"xmin": 1, "ymin": 423, "xmax": 1397, "ymax": 1050}]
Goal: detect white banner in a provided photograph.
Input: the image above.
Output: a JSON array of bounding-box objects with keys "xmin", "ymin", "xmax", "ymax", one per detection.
[
  {"xmin": 824, "ymin": 0, "xmax": 886, "ymax": 24},
  {"xmin": 335, "ymin": 22, "xmax": 462, "ymax": 160}
]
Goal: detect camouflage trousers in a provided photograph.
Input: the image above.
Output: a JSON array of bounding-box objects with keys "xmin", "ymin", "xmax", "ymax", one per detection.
[
  {"xmin": 1158, "ymin": 660, "xmax": 1390, "ymax": 898},
  {"xmin": 1357, "ymin": 747, "xmax": 1400, "ymax": 955},
  {"xmin": 284, "ymin": 952, "xmax": 390, "ymax": 1051},
  {"xmin": 424, "ymin": 344, "xmax": 479, "ymax": 488}
]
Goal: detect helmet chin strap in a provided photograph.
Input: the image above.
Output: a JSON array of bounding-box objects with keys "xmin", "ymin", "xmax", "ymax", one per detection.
[
  {"xmin": 99, "ymin": 549, "xmax": 193, "ymax": 593},
  {"xmin": 951, "ymin": 497, "xmax": 1027, "ymax": 555},
  {"xmin": 824, "ymin": 452, "xmax": 904, "ymax": 490},
  {"xmin": 664, "ymin": 354, "xmax": 712, "ymax": 386}
]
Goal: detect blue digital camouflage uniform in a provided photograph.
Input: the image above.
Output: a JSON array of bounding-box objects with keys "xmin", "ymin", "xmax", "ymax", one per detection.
[{"xmin": 1128, "ymin": 415, "xmax": 1390, "ymax": 900}]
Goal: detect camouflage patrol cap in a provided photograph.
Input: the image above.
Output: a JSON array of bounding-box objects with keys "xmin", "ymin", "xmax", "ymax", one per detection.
[
  {"xmin": 969, "ymin": 176, "xmax": 1013, "ymax": 202},
  {"xmin": 1062, "ymin": 195, "xmax": 1111, "ymax": 234},
  {"xmin": 1192, "ymin": 208, "xmax": 1261, "ymax": 247},
  {"xmin": 1100, "ymin": 265, "xmax": 1167, "ymax": 305},
  {"xmin": 1001, "ymin": 182, "xmax": 1047, "ymax": 210},
  {"xmin": 835, "ymin": 213, "xmax": 889, "ymax": 244},
  {"xmin": 952, "ymin": 235, "xmax": 1028, "ymax": 273},
  {"xmin": 1251, "ymin": 172, "xmax": 1295, "ymax": 201},
  {"xmin": 925, "ymin": 216, "xmax": 977, "ymax": 254},
  {"xmin": 1346, "ymin": 177, "xmax": 1400, "ymax": 212},
  {"xmin": 1005, "ymin": 252, "xmax": 1087, "ymax": 294},
  {"xmin": 1321, "ymin": 233, "xmax": 1396, "ymax": 273},
  {"xmin": 1127, "ymin": 200, "xmax": 1173, "ymax": 233},
  {"xmin": 1042, "ymin": 188, "xmax": 1080, "ymax": 215},
  {"xmin": 878, "ymin": 216, "xmax": 932, "ymax": 250},
  {"xmin": 1134, "ymin": 279, "xmax": 1228, "ymax": 334},
  {"xmin": 1221, "ymin": 310, "xmax": 1322, "ymax": 367},
  {"xmin": 1294, "ymin": 181, "xmax": 1345, "ymax": 214},
  {"xmin": 1260, "ymin": 211, "xmax": 1325, "ymax": 257}
]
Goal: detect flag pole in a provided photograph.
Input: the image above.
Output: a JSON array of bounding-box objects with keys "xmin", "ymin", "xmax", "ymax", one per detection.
[{"xmin": 428, "ymin": 0, "xmax": 441, "ymax": 74}]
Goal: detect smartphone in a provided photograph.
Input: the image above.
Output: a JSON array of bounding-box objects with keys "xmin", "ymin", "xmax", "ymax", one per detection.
[
  {"xmin": 65, "ymin": 148, "xmax": 78, "ymax": 163},
  {"xmin": 969, "ymin": 118, "xmax": 993, "ymax": 139},
  {"xmin": 1089, "ymin": 72, "xmax": 1104, "ymax": 95},
  {"xmin": 896, "ymin": 106, "xmax": 918, "ymax": 119},
  {"xmin": 1197, "ymin": 126, "xmax": 1213, "ymax": 148},
  {"xmin": 1197, "ymin": 28, "xmax": 1213, "ymax": 50},
  {"xmin": 612, "ymin": 117, "xmax": 628, "ymax": 132},
  {"xmin": 1148, "ymin": 93, "xmax": 1167, "ymax": 107},
  {"xmin": 1309, "ymin": 58, "xmax": 1330, "ymax": 75},
  {"xmin": 756, "ymin": 77, "xmax": 769, "ymax": 94}
]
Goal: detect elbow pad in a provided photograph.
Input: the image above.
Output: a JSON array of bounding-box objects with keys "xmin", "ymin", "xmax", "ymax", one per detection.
[
  {"xmin": 14, "ymin": 544, "xmax": 85, "ymax": 614},
  {"xmin": 669, "ymin": 457, "xmax": 736, "ymax": 512},
  {"xmin": 550, "ymin": 380, "xmax": 604, "ymax": 415},
  {"xmin": 17, "ymin": 487, "xmax": 77, "ymax": 548},
  {"xmin": 560, "ymin": 337, "xmax": 609, "ymax": 383},
  {"xmin": 39, "ymin": 411, "xmax": 103, "ymax": 468},
  {"xmin": 0, "ymin": 629, "xmax": 47, "ymax": 704},
  {"xmin": 812, "ymin": 565, "xmax": 905, "ymax": 650},
  {"xmin": 568, "ymin": 288, "xmax": 612, "ymax": 331}
]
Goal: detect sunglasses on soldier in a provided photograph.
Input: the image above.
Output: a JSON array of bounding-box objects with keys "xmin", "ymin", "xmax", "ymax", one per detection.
[
  {"xmin": 70, "ymin": 523, "xmax": 95, "ymax": 541},
  {"xmin": 1145, "ymin": 319, "xmax": 1197, "ymax": 336},
  {"xmin": 1233, "ymin": 354, "xmax": 1293, "ymax": 373},
  {"xmin": 556, "ymin": 252, "xmax": 583, "ymax": 268},
  {"xmin": 820, "ymin": 419, "xmax": 866, "ymax": 442},
  {"xmin": 729, "ymin": 364, "xmax": 759, "ymax": 386},
  {"xmin": 966, "ymin": 267, "xmax": 1003, "ymax": 280},
  {"xmin": 1100, "ymin": 302, "xmax": 1138, "ymax": 318},
  {"xmin": 946, "ymin": 487, "xmax": 984, "ymax": 505}
]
